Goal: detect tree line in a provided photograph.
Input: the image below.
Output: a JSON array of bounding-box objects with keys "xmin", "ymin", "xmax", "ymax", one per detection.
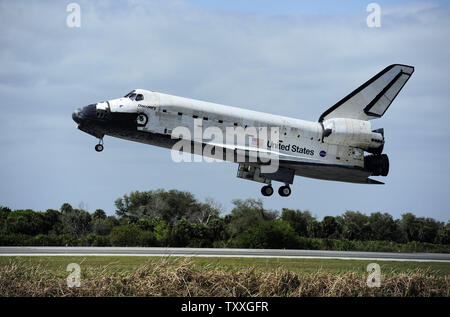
[{"xmin": 0, "ymin": 189, "xmax": 449, "ymax": 252}]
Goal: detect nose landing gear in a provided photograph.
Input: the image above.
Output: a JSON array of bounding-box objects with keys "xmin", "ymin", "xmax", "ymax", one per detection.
[{"xmin": 95, "ymin": 139, "xmax": 104, "ymax": 152}]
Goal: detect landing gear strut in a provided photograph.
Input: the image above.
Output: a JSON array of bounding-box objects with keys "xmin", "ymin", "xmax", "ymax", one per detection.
[
  {"xmin": 261, "ymin": 185, "xmax": 274, "ymax": 197},
  {"xmin": 95, "ymin": 139, "xmax": 104, "ymax": 152},
  {"xmin": 278, "ymin": 185, "xmax": 291, "ymax": 197}
]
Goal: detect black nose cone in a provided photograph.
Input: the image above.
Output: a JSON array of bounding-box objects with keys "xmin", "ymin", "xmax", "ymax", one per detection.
[{"xmin": 72, "ymin": 108, "xmax": 82, "ymax": 124}]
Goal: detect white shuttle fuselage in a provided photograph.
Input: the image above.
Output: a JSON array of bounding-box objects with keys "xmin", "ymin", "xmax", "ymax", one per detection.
[{"xmin": 73, "ymin": 64, "xmax": 414, "ymax": 197}]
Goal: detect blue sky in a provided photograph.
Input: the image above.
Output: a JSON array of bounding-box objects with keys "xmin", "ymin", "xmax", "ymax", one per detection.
[
  {"xmin": 189, "ymin": 0, "xmax": 427, "ymax": 14},
  {"xmin": 0, "ymin": 0, "xmax": 449, "ymax": 221}
]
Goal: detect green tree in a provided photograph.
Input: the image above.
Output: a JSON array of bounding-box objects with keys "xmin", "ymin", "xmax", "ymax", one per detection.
[
  {"xmin": 281, "ymin": 209, "xmax": 315, "ymax": 237},
  {"xmin": 114, "ymin": 189, "xmax": 217, "ymax": 225},
  {"xmin": 338, "ymin": 211, "xmax": 371, "ymax": 241},
  {"xmin": 400, "ymin": 213, "xmax": 421, "ymax": 242},
  {"xmin": 0, "ymin": 206, "xmax": 11, "ymax": 233},
  {"xmin": 91, "ymin": 217, "xmax": 115, "ymax": 236},
  {"xmin": 319, "ymin": 216, "xmax": 341, "ymax": 239},
  {"xmin": 368, "ymin": 212, "xmax": 399, "ymax": 241},
  {"xmin": 60, "ymin": 203, "xmax": 73, "ymax": 214},
  {"xmin": 93, "ymin": 209, "xmax": 107, "ymax": 220},
  {"xmin": 115, "ymin": 191, "xmax": 154, "ymax": 218},
  {"xmin": 151, "ymin": 217, "xmax": 169, "ymax": 246},
  {"xmin": 227, "ymin": 199, "xmax": 278, "ymax": 236},
  {"xmin": 233, "ymin": 220, "xmax": 300, "ymax": 249},
  {"xmin": 207, "ymin": 217, "xmax": 229, "ymax": 244},
  {"xmin": 43, "ymin": 209, "xmax": 63, "ymax": 234},
  {"xmin": 109, "ymin": 225, "xmax": 141, "ymax": 246},
  {"xmin": 306, "ymin": 219, "xmax": 322, "ymax": 238},
  {"xmin": 85, "ymin": 233, "xmax": 110, "ymax": 246},
  {"xmin": 169, "ymin": 219, "xmax": 195, "ymax": 247},
  {"xmin": 193, "ymin": 198, "xmax": 222, "ymax": 224},
  {"xmin": 62, "ymin": 209, "xmax": 92, "ymax": 237},
  {"xmin": 417, "ymin": 217, "xmax": 441, "ymax": 243},
  {"xmin": 6, "ymin": 209, "xmax": 45, "ymax": 235},
  {"xmin": 436, "ymin": 223, "xmax": 450, "ymax": 244},
  {"xmin": 109, "ymin": 225, "xmax": 155, "ymax": 246}
]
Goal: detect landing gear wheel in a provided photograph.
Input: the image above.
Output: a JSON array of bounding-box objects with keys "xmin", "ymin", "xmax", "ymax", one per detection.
[
  {"xmin": 261, "ymin": 185, "xmax": 274, "ymax": 197},
  {"xmin": 278, "ymin": 185, "xmax": 291, "ymax": 197},
  {"xmin": 95, "ymin": 144, "xmax": 104, "ymax": 152}
]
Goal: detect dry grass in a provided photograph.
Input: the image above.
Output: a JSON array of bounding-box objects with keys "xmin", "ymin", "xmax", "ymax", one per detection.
[{"xmin": 0, "ymin": 258, "xmax": 449, "ymax": 297}]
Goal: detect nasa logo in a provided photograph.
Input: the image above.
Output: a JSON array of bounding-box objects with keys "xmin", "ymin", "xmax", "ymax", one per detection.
[{"xmin": 320, "ymin": 150, "xmax": 326, "ymax": 157}]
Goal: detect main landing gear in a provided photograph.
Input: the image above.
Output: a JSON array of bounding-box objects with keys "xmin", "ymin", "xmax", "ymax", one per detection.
[
  {"xmin": 95, "ymin": 139, "xmax": 104, "ymax": 152},
  {"xmin": 236, "ymin": 163, "xmax": 293, "ymax": 198},
  {"xmin": 278, "ymin": 185, "xmax": 291, "ymax": 197},
  {"xmin": 261, "ymin": 185, "xmax": 274, "ymax": 196},
  {"xmin": 261, "ymin": 184, "xmax": 291, "ymax": 197}
]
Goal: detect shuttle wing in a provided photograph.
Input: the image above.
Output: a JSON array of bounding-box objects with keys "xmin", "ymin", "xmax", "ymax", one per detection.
[
  {"xmin": 203, "ymin": 141, "xmax": 380, "ymax": 184},
  {"xmin": 278, "ymin": 159, "xmax": 383, "ymax": 184},
  {"xmin": 319, "ymin": 64, "xmax": 414, "ymax": 122}
]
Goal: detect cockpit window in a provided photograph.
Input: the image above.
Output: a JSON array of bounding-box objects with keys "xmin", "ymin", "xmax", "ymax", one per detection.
[
  {"xmin": 124, "ymin": 90, "xmax": 135, "ymax": 98},
  {"xmin": 124, "ymin": 91, "xmax": 143, "ymax": 101}
]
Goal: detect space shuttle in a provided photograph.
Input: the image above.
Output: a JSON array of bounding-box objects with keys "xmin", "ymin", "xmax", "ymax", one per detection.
[{"xmin": 72, "ymin": 64, "xmax": 414, "ymax": 197}]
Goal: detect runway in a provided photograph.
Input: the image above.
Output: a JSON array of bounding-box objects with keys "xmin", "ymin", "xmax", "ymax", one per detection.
[{"xmin": 0, "ymin": 247, "xmax": 449, "ymax": 262}]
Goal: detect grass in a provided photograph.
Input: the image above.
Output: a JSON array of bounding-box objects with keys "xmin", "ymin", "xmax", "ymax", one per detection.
[
  {"xmin": 0, "ymin": 256, "xmax": 449, "ymax": 276},
  {"xmin": 0, "ymin": 256, "xmax": 449, "ymax": 296}
]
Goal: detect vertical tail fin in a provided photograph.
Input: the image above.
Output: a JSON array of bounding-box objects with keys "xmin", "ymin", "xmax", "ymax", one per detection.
[{"xmin": 319, "ymin": 64, "xmax": 414, "ymax": 122}]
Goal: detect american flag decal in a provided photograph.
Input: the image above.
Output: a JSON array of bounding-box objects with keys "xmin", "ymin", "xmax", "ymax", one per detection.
[{"xmin": 251, "ymin": 137, "xmax": 264, "ymax": 146}]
